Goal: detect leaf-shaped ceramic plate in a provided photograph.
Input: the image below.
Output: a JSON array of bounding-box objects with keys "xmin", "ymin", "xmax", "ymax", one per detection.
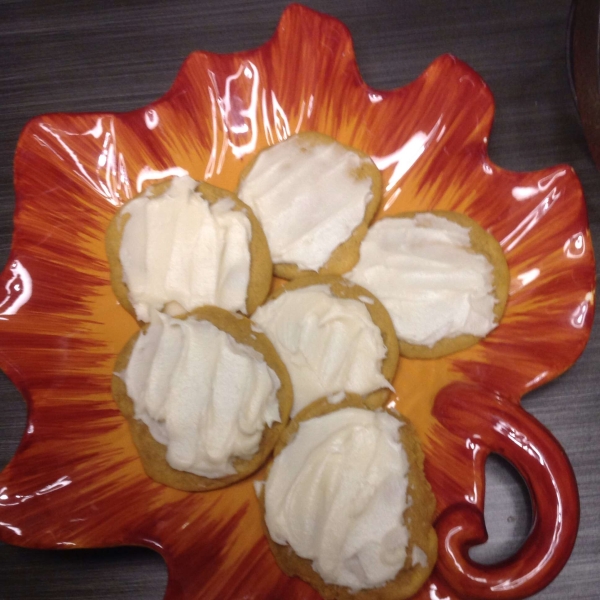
[{"xmin": 0, "ymin": 4, "xmax": 595, "ymax": 599}]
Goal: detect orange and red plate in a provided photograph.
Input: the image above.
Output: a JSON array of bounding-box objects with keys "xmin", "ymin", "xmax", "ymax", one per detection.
[{"xmin": 0, "ymin": 4, "xmax": 594, "ymax": 599}]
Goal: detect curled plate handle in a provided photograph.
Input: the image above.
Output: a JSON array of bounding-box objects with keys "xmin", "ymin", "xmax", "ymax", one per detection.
[{"xmin": 434, "ymin": 383, "xmax": 579, "ymax": 599}]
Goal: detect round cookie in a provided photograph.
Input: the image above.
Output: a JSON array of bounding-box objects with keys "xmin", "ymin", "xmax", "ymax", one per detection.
[
  {"xmin": 106, "ymin": 177, "xmax": 273, "ymax": 320},
  {"xmin": 350, "ymin": 210, "xmax": 509, "ymax": 359},
  {"xmin": 254, "ymin": 274, "xmax": 399, "ymax": 413},
  {"xmin": 112, "ymin": 306, "xmax": 293, "ymax": 492},
  {"xmin": 237, "ymin": 132, "xmax": 382, "ymax": 279},
  {"xmin": 258, "ymin": 394, "xmax": 437, "ymax": 600}
]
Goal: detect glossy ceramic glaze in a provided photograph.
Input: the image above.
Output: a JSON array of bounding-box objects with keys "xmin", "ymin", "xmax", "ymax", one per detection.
[{"xmin": 0, "ymin": 4, "xmax": 594, "ymax": 599}]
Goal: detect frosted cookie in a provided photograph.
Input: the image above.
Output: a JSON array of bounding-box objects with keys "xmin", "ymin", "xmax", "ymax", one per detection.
[
  {"xmin": 259, "ymin": 395, "xmax": 437, "ymax": 600},
  {"xmin": 112, "ymin": 307, "xmax": 292, "ymax": 491},
  {"xmin": 347, "ymin": 211, "xmax": 509, "ymax": 359},
  {"xmin": 106, "ymin": 175, "xmax": 272, "ymax": 322},
  {"xmin": 251, "ymin": 275, "xmax": 399, "ymax": 417},
  {"xmin": 237, "ymin": 132, "xmax": 382, "ymax": 279}
]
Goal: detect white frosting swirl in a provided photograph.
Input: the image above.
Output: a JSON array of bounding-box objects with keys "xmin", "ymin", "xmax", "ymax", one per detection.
[
  {"xmin": 252, "ymin": 285, "xmax": 392, "ymax": 417},
  {"xmin": 119, "ymin": 175, "xmax": 252, "ymax": 322},
  {"xmin": 121, "ymin": 312, "xmax": 281, "ymax": 478},
  {"xmin": 238, "ymin": 135, "xmax": 374, "ymax": 271},
  {"xmin": 348, "ymin": 214, "xmax": 498, "ymax": 346},
  {"xmin": 265, "ymin": 408, "xmax": 410, "ymax": 591}
]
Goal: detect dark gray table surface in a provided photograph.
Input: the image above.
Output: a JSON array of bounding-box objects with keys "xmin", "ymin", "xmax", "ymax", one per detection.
[{"xmin": 0, "ymin": 0, "xmax": 598, "ymax": 598}]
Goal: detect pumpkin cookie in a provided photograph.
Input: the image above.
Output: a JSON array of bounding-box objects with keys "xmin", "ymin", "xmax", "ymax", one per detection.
[
  {"xmin": 237, "ymin": 132, "xmax": 382, "ymax": 279},
  {"xmin": 106, "ymin": 175, "xmax": 272, "ymax": 322},
  {"xmin": 348, "ymin": 211, "xmax": 509, "ymax": 358},
  {"xmin": 251, "ymin": 275, "xmax": 399, "ymax": 417},
  {"xmin": 112, "ymin": 307, "xmax": 292, "ymax": 491},
  {"xmin": 259, "ymin": 394, "xmax": 437, "ymax": 600}
]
